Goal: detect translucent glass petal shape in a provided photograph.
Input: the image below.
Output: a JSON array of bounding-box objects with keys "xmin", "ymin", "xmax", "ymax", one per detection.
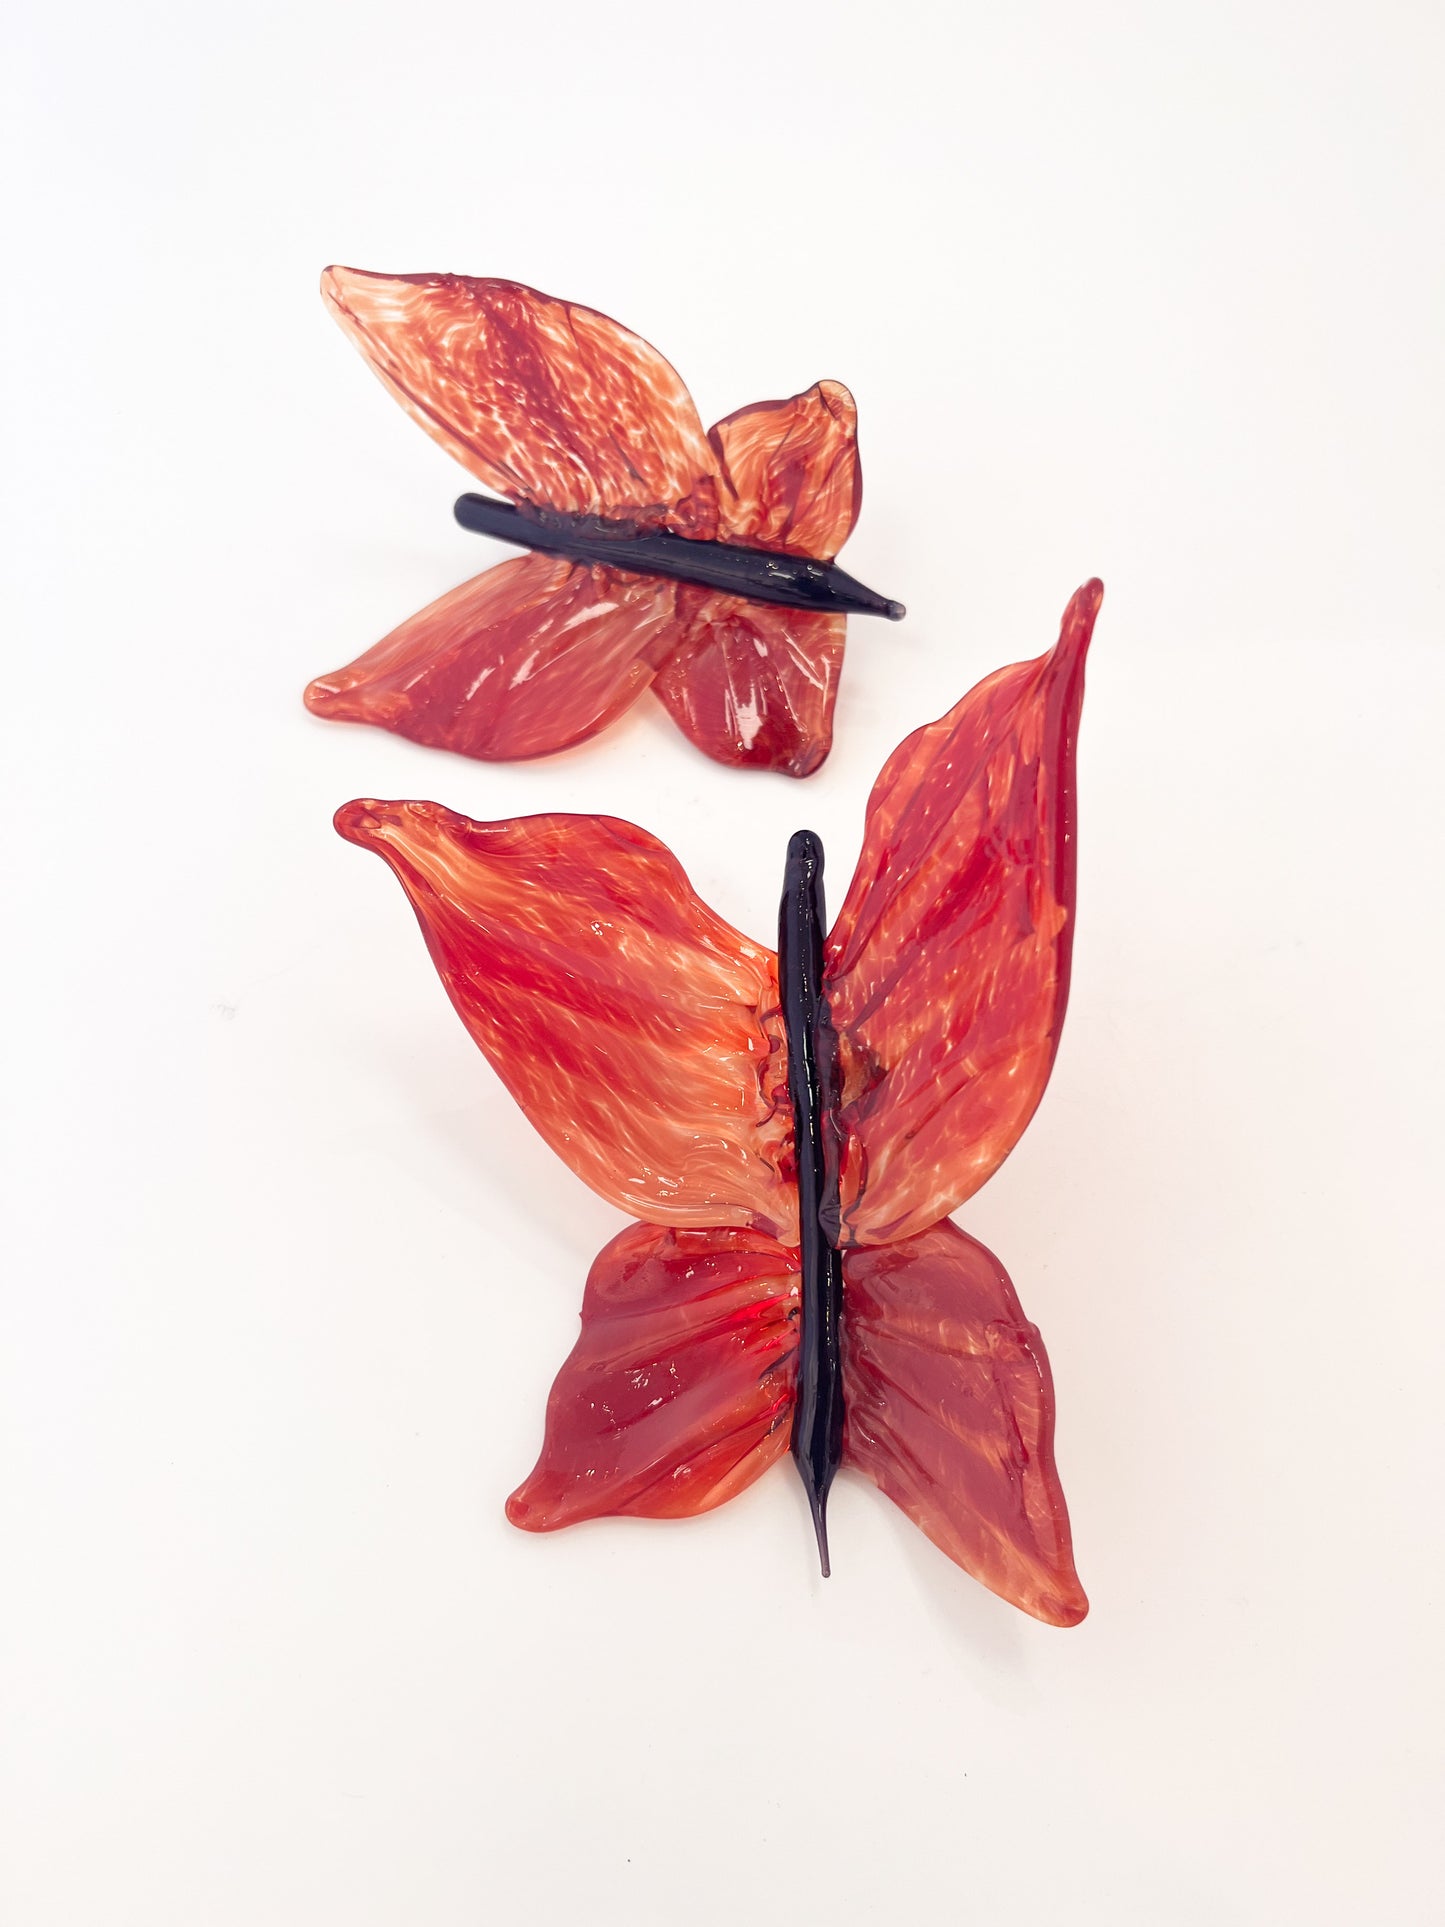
[
  {"xmin": 304, "ymin": 555, "xmax": 681, "ymax": 760},
  {"xmin": 321, "ymin": 267, "xmax": 721, "ymax": 535},
  {"xmin": 651, "ymin": 598, "xmax": 844, "ymax": 778},
  {"xmin": 507, "ymin": 1222, "xmax": 800, "ymax": 1529},
  {"xmin": 825, "ymin": 581, "xmax": 1102, "ymax": 1245},
  {"xmin": 334, "ymin": 801, "xmax": 797, "ymax": 1237},
  {"xmin": 710, "ymin": 380, "xmax": 862, "ymax": 559},
  {"xmin": 842, "ymin": 1220, "xmax": 1087, "ymax": 1626}
]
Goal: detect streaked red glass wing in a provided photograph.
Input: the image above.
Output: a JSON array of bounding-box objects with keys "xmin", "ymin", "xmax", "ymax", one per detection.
[
  {"xmin": 304, "ymin": 555, "xmax": 681, "ymax": 761},
  {"xmin": 507, "ymin": 1222, "xmax": 799, "ymax": 1530},
  {"xmin": 321, "ymin": 267, "xmax": 721, "ymax": 535},
  {"xmin": 710, "ymin": 380, "xmax": 862, "ymax": 559},
  {"xmin": 334, "ymin": 801, "xmax": 797, "ymax": 1238},
  {"xmin": 651, "ymin": 597, "xmax": 844, "ymax": 778},
  {"xmin": 825, "ymin": 581, "xmax": 1102, "ymax": 1246},
  {"xmin": 841, "ymin": 1219, "xmax": 1086, "ymax": 1626}
]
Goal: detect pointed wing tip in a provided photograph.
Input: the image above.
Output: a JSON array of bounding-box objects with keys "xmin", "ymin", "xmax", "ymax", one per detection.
[
  {"xmin": 811, "ymin": 378, "xmax": 858, "ymax": 432},
  {"xmin": 1038, "ymin": 1583, "xmax": 1090, "ymax": 1628},
  {"xmin": 303, "ymin": 674, "xmax": 350, "ymax": 718},
  {"xmin": 319, "ymin": 263, "xmax": 354, "ymax": 309},
  {"xmin": 504, "ymin": 1486, "xmax": 551, "ymax": 1533},
  {"xmin": 320, "ymin": 263, "xmax": 409, "ymax": 324},
  {"xmin": 1065, "ymin": 577, "xmax": 1105, "ymax": 640},
  {"xmin": 334, "ymin": 798, "xmax": 460, "ymax": 852},
  {"xmin": 1047, "ymin": 577, "xmax": 1103, "ymax": 681},
  {"xmin": 333, "ymin": 797, "xmax": 403, "ymax": 849}
]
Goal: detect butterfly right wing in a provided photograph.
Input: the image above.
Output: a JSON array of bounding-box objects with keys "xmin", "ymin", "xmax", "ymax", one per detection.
[
  {"xmin": 824, "ymin": 581, "xmax": 1102, "ymax": 1245},
  {"xmin": 648, "ymin": 381, "xmax": 861, "ymax": 776},
  {"xmin": 305, "ymin": 554, "xmax": 684, "ymax": 761},
  {"xmin": 321, "ymin": 268, "xmax": 722, "ymax": 534},
  {"xmin": 842, "ymin": 1220, "xmax": 1086, "ymax": 1626},
  {"xmin": 709, "ymin": 380, "xmax": 862, "ymax": 559},
  {"xmin": 335, "ymin": 800, "xmax": 797, "ymax": 1239}
]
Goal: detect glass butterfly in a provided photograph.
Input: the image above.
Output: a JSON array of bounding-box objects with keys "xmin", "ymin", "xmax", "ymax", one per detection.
[
  {"xmin": 307, "ymin": 268, "xmax": 903, "ymax": 777},
  {"xmin": 335, "ymin": 580, "xmax": 1101, "ymax": 1626}
]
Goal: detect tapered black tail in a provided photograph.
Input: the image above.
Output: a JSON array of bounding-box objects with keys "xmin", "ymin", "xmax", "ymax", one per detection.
[{"xmin": 455, "ymin": 494, "xmax": 906, "ymax": 621}]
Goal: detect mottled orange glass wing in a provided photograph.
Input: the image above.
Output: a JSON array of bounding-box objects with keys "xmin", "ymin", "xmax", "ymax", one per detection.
[
  {"xmin": 842, "ymin": 1220, "xmax": 1086, "ymax": 1626},
  {"xmin": 322, "ymin": 267, "xmax": 721, "ymax": 535},
  {"xmin": 710, "ymin": 380, "xmax": 862, "ymax": 559},
  {"xmin": 825, "ymin": 581, "xmax": 1102, "ymax": 1246},
  {"xmin": 334, "ymin": 801, "xmax": 797, "ymax": 1238},
  {"xmin": 651, "ymin": 596, "xmax": 844, "ymax": 778},
  {"xmin": 507, "ymin": 1222, "xmax": 799, "ymax": 1530},
  {"xmin": 641, "ymin": 382, "xmax": 859, "ymax": 775},
  {"xmin": 304, "ymin": 555, "xmax": 682, "ymax": 761}
]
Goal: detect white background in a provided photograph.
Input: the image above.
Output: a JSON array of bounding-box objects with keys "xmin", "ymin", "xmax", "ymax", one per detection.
[{"xmin": 4, "ymin": 3, "xmax": 1443, "ymax": 1922}]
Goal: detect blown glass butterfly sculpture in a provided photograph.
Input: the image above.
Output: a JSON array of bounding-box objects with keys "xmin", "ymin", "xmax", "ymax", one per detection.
[
  {"xmin": 307, "ymin": 268, "xmax": 903, "ymax": 777},
  {"xmin": 336, "ymin": 581, "xmax": 1101, "ymax": 1626}
]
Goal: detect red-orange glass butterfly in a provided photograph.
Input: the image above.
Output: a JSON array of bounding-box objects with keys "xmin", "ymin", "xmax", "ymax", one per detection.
[
  {"xmin": 336, "ymin": 581, "xmax": 1101, "ymax": 1626},
  {"xmin": 307, "ymin": 269, "xmax": 903, "ymax": 777}
]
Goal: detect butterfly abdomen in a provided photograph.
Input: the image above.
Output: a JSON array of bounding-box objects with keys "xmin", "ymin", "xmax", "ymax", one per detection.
[
  {"xmin": 778, "ymin": 829, "xmax": 846, "ymax": 1575},
  {"xmin": 455, "ymin": 493, "xmax": 905, "ymax": 622}
]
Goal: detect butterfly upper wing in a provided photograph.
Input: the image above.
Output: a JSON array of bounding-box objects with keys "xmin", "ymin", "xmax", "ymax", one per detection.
[
  {"xmin": 825, "ymin": 581, "xmax": 1102, "ymax": 1246},
  {"xmin": 335, "ymin": 801, "xmax": 797, "ymax": 1238},
  {"xmin": 322, "ymin": 267, "xmax": 722, "ymax": 535},
  {"xmin": 648, "ymin": 381, "xmax": 862, "ymax": 775},
  {"xmin": 305, "ymin": 555, "xmax": 683, "ymax": 761},
  {"xmin": 710, "ymin": 380, "xmax": 862, "ymax": 559},
  {"xmin": 507, "ymin": 1222, "xmax": 799, "ymax": 1529},
  {"xmin": 841, "ymin": 1220, "xmax": 1086, "ymax": 1626}
]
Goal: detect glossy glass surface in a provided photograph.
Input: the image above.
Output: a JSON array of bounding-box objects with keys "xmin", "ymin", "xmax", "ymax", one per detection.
[
  {"xmin": 842, "ymin": 1222, "xmax": 1087, "ymax": 1627},
  {"xmin": 338, "ymin": 582, "xmax": 1102, "ymax": 1624},
  {"xmin": 506, "ymin": 1223, "xmax": 800, "ymax": 1530},
  {"xmin": 308, "ymin": 268, "xmax": 880, "ymax": 775},
  {"xmin": 828, "ymin": 579, "xmax": 1099, "ymax": 1246},
  {"xmin": 333, "ymin": 800, "xmax": 795, "ymax": 1235}
]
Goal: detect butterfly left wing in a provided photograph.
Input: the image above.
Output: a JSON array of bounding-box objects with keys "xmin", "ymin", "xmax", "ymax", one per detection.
[
  {"xmin": 305, "ymin": 554, "xmax": 683, "ymax": 761},
  {"xmin": 507, "ymin": 1222, "xmax": 800, "ymax": 1529},
  {"xmin": 335, "ymin": 800, "xmax": 797, "ymax": 1238},
  {"xmin": 322, "ymin": 268, "xmax": 722, "ymax": 534},
  {"xmin": 648, "ymin": 381, "xmax": 861, "ymax": 775},
  {"xmin": 824, "ymin": 581, "xmax": 1102, "ymax": 1245}
]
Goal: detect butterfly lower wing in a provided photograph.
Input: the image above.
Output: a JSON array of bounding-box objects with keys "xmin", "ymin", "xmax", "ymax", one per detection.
[
  {"xmin": 651, "ymin": 595, "xmax": 845, "ymax": 777},
  {"xmin": 322, "ymin": 267, "xmax": 721, "ymax": 534},
  {"xmin": 825, "ymin": 581, "xmax": 1102, "ymax": 1245},
  {"xmin": 646, "ymin": 383, "xmax": 858, "ymax": 773},
  {"xmin": 336, "ymin": 801, "xmax": 797, "ymax": 1238},
  {"xmin": 841, "ymin": 1220, "xmax": 1086, "ymax": 1626},
  {"xmin": 507, "ymin": 1222, "xmax": 800, "ymax": 1529},
  {"xmin": 305, "ymin": 554, "xmax": 682, "ymax": 761},
  {"xmin": 709, "ymin": 380, "xmax": 861, "ymax": 559}
]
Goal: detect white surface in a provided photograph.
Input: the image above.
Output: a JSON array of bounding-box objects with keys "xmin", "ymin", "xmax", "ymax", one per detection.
[{"xmin": 4, "ymin": 3, "xmax": 1443, "ymax": 1922}]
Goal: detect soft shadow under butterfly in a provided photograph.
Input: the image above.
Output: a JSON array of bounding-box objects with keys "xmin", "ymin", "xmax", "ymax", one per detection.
[
  {"xmin": 308, "ymin": 268, "xmax": 902, "ymax": 777},
  {"xmin": 337, "ymin": 582, "xmax": 1101, "ymax": 1626}
]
